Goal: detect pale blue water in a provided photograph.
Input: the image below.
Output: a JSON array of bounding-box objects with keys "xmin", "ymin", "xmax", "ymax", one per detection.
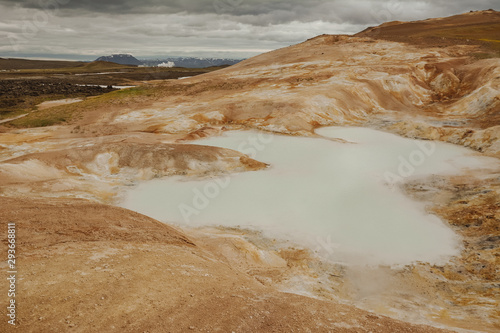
[{"xmin": 119, "ymin": 127, "xmax": 498, "ymax": 266}]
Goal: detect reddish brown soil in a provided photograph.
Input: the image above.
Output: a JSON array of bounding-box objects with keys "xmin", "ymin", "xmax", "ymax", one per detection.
[
  {"xmin": 0, "ymin": 197, "xmax": 451, "ymax": 332},
  {"xmin": 356, "ymin": 10, "xmax": 500, "ymax": 56}
]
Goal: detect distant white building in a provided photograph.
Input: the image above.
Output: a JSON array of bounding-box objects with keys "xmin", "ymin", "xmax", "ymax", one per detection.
[{"xmin": 157, "ymin": 61, "xmax": 175, "ymax": 68}]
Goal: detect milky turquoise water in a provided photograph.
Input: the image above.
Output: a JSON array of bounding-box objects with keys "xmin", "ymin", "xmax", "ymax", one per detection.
[{"xmin": 119, "ymin": 127, "xmax": 498, "ymax": 266}]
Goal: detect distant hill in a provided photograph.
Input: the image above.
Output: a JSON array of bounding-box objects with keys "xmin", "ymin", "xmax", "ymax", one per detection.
[
  {"xmin": 81, "ymin": 61, "xmax": 136, "ymax": 71},
  {"xmin": 0, "ymin": 59, "xmax": 139, "ymax": 73},
  {"xmin": 140, "ymin": 57, "xmax": 243, "ymax": 68},
  {"xmin": 355, "ymin": 9, "xmax": 500, "ymax": 56},
  {"xmin": 95, "ymin": 54, "xmax": 142, "ymax": 66},
  {"xmin": 0, "ymin": 58, "xmax": 86, "ymax": 70}
]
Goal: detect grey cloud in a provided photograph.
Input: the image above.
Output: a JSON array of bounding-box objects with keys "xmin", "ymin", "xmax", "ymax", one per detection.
[
  {"xmin": 0, "ymin": 0, "xmax": 499, "ymax": 59},
  {"xmin": 2, "ymin": 0, "xmax": 498, "ymax": 25}
]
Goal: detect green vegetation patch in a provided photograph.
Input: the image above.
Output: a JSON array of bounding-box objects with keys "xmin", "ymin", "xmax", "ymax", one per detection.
[{"xmin": 7, "ymin": 86, "xmax": 158, "ymax": 128}]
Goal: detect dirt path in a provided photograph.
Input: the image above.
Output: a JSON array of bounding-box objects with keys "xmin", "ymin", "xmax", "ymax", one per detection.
[
  {"xmin": 0, "ymin": 98, "xmax": 84, "ymax": 124},
  {"xmin": 0, "ymin": 113, "xmax": 28, "ymax": 124}
]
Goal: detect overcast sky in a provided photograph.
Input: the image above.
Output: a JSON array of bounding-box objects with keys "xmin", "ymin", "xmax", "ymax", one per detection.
[{"xmin": 0, "ymin": 0, "xmax": 498, "ymax": 60}]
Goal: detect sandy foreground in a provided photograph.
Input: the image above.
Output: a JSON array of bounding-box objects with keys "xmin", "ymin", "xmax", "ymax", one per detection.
[{"xmin": 0, "ymin": 197, "xmax": 455, "ymax": 333}]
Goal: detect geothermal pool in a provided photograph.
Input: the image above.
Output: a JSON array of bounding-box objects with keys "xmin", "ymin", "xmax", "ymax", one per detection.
[{"xmin": 119, "ymin": 127, "xmax": 498, "ymax": 266}]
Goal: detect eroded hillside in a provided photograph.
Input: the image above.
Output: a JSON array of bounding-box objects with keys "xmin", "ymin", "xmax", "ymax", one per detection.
[{"xmin": 8, "ymin": 20, "xmax": 497, "ymax": 157}]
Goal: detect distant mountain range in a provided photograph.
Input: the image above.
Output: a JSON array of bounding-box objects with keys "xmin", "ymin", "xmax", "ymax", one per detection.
[
  {"xmin": 140, "ymin": 57, "xmax": 242, "ymax": 68},
  {"xmin": 94, "ymin": 54, "xmax": 243, "ymax": 68}
]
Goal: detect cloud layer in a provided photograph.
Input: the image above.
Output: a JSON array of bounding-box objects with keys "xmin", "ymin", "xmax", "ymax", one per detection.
[{"xmin": 0, "ymin": 0, "xmax": 498, "ymax": 60}]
